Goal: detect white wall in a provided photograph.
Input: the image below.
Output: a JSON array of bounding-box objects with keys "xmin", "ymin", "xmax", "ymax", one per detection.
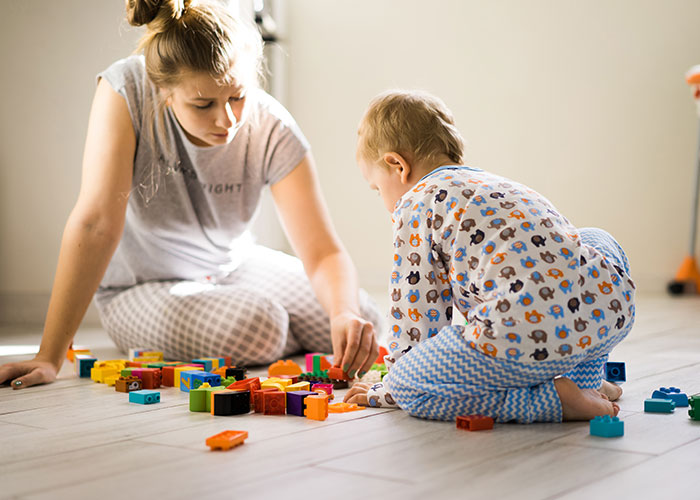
[
  {"xmin": 1, "ymin": 1, "xmax": 699, "ymax": 324},
  {"xmin": 283, "ymin": 0, "xmax": 700, "ymax": 294}
]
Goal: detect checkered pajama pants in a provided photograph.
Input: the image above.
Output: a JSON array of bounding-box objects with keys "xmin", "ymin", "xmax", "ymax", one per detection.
[
  {"xmin": 94, "ymin": 246, "xmax": 383, "ymax": 366},
  {"xmin": 383, "ymin": 227, "xmax": 635, "ymax": 423}
]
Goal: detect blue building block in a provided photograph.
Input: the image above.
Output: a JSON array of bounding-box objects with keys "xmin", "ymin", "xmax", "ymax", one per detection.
[
  {"xmin": 129, "ymin": 389, "xmax": 161, "ymax": 404},
  {"xmin": 191, "ymin": 359, "xmax": 213, "ymax": 372},
  {"xmin": 191, "ymin": 372, "xmax": 221, "ymax": 390},
  {"xmin": 651, "ymin": 387, "xmax": 689, "ymax": 407},
  {"xmin": 589, "ymin": 415, "xmax": 624, "ymax": 437},
  {"xmin": 604, "ymin": 362, "xmax": 626, "ymax": 383},
  {"xmin": 644, "ymin": 398, "xmax": 675, "ymax": 413},
  {"xmin": 75, "ymin": 356, "xmax": 97, "ymax": 378},
  {"xmin": 180, "ymin": 370, "xmax": 208, "ymax": 392}
]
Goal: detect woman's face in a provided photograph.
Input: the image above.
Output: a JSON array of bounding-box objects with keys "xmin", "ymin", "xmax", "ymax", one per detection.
[{"xmin": 166, "ymin": 72, "xmax": 247, "ymax": 147}]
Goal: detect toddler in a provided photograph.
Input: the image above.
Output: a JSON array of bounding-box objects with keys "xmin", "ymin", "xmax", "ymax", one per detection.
[{"xmin": 345, "ymin": 90, "xmax": 635, "ymax": 422}]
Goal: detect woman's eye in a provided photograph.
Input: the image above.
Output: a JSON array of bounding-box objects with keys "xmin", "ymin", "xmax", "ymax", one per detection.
[
  {"xmin": 195, "ymin": 102, "xmax": 213, "ymax": 110},
  {"xmin": 230, "ymin": 95, "xmax": 245, "ymax": 102}
]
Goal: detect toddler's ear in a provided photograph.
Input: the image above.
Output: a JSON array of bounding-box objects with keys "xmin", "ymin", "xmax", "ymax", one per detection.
[{"xmin": 382, "ymin": 152, "xmax": 412, "ymax": 184}]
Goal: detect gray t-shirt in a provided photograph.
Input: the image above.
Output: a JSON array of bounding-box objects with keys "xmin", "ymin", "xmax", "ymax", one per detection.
[{"xmin": 96, "ymin": 55, "xmax": 309, "ymax": 291}]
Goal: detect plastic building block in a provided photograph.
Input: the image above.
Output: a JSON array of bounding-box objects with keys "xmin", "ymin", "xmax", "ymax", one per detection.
[
  {"xmin": 189, "ymin": 383, "xmax": 211, "ymax": 412},
  {"xmin": 304, "ymin": 394, "xmax": 329, "ymax": 421},
  {"xmin": 589, "ymin": 415, "xmax": 624, "ymax": 437},
  {"xmin": 268, "ymin": 359, "xmax": 302, "ymax": 377},
  {"xmin": 180, "ymin": 370, "xmax": 208, "ymax": 392},
  {"xmin": 173, "ymin": 365, "xmax": 203, "ymax": 387},
  {"xmin": 227, "ymin": 377, "xmax": 261, "ymax": 404},
  {"xmin": 206, "ymin": 430, "xmax": 248, "ymax": 451},
  {"xmin": 305, "ymin": 352, "xmax": 325, "ymax": 372},
  {"xmin": 104, "ymin": 375, "xmax": 119, "ymax": 386},
  {"xmin": 129, "ymin": 390, "xmax": 161, "ymax": 404},
  {"xmin": 253, "ymin": 388, "xmax": 278, "ymax": 413},
  {"xmin": 286, "ymin": 390, "xmax": 317, "ymax": 416},
  {"xmin": 297, "ymin": 372, "xmax": 349, "ymax": 389},
  {"xmin": 227, "ymin": 367, "xmax": 247, "ymax": 381},
  {"xmin": 212, "ymin": 390, "xmax": 250, "ymax": 416},
  {"xmin": 604, "ymin": 362, "xmax": 626, "ymax": 383},
  {"xmin": 285, "ymin": 381, "xmax": 311, "ymax": 392},
  {"xmin": 191, "ymin": 358, "xmax": 214, "ymax": 372},
  {"xmin": 644, "ymin": 398, "xmax": 675, "ymax": 413},
  {"xmin": 133, "ymin": 367, "xmax": 162, "ymax": 389},
  {"xmin": 115, "ymin": 376, "xmax": 142, "ymax": 393},
  {"xmin": 75, "ymin": 355, "xmax": 97, "ymax": 378},
  {"xmin": 191, "ymin": 372, "xmax": 222, "ymax": 390},
  {"xmin": 266, "ymin": 377, "xmax": 292, "ymax": 388},
  {"xmin": 91, "ymin": 366, "xmax": 119, "ymax": 383},
  {"xmin": 651, "ymin": 387, "xmax": 689, "ymax": 407},
  {"xmin": 328, "ymin": 402, "xmax": 366, "ymax": 413},
  {"xmin": 327, "ymin": 366, "xmax": 351, "ymax": 381},
  {"xmin": 456, "ymin": 415, "xmax": 494, "ymax": 431},
  {"xmin": 689, "ymin": 394, "xmax": 700, "ymax": 420},
  {"xmin": 262, "ymin": 390, "xmax": 286, "ymax": 415},
  {"xmin": 311, "ymin": 383, "xmax": 333, "ymax": 398}
]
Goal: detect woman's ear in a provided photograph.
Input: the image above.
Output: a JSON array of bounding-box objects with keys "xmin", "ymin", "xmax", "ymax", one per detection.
[
  {"xmin": 382, "ymin": 152, "xmax": 412, "ymax": 185},
  {"xmin": 160, "ymin": 88, "xmax": 173, "ymax": 107}
]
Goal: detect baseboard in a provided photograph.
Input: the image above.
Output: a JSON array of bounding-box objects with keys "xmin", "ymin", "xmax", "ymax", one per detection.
[{"xmin": 0, "ymin": 293, "xmax": 101, "ymax": 327}]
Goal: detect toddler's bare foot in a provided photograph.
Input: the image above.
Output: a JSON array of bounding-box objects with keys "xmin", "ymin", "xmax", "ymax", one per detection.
[
  {"xmin": 598, "ymin": 379, "xmax": 623, "ymax": 401},
  {"xmin": 554, "ymin": 377, "xmax": 620, "ymax": 421}
]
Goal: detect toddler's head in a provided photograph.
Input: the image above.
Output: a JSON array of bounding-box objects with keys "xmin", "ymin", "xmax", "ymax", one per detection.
[{"xmin": 357, "ymin": 90, "xmax": 465, "ymax": 212}]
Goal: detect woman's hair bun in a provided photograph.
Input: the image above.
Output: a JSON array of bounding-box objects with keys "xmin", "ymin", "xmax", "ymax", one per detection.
[{"xmin": 126, "ymin": 0, "xmax": 165, "ymax": 27}]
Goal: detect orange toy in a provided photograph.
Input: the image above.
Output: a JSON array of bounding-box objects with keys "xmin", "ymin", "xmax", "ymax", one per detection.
[
  {"xmin": 374, "ymin": 346, "xmax": 389, "ymax": 365},
  {"xmin": 456, "ymin": 415, "xmax": 494, "ymax": 431},
  {"xmin": 206, "ymin": 430, "xmax": 248, "ymax": 451},
  {"xmin": 328, "ymin": 402, "xmax": 366, "ymax": 413},
  {"xmin": 303, "ymin": 395, "xmax": 329, "ymax": 421},
  {"xmin": 268, "ymin": 359, "xmax": 302, "ymax": 377},
  {"xmin": 669, "ymin": 65, "xmax": 700, "ymax": 295},
  {"xmin": 327, "ymin": 366, "xmax": 351, "ymax": 381}
]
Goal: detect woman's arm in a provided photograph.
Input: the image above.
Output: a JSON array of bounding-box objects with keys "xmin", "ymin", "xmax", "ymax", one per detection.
[
  {"xmin": 270, "ymin": 154, "xmax": 378, "ymax": 378},
  {"xmin": 0, "ymin": 79, "xmax": 135, "ymax": 388}
]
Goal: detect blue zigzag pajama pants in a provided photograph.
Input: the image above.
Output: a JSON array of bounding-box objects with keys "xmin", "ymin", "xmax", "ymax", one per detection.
[{"xmin": 383, "ymin": 228, "xmax": 635, "ymax": 423}]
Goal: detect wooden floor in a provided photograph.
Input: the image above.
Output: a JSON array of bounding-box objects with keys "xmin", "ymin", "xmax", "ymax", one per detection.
[{"xmin": 1, "ymin": 294, "xmax": 699, "ymax": 500}]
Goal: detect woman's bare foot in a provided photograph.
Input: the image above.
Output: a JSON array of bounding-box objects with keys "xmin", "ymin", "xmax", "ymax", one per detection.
[
  {"xmin": 599, "ymin": 379, "xmax": 623, "ymax": 401},
  {"xmin": 554, "ymin": 377, "xmax": 620, "ymax": 421}
]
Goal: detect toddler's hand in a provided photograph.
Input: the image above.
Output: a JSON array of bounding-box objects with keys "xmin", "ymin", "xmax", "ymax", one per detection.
[
  {"xmin": 331, "ymin": 312, "xmax": 378, "ymax": 379},
  {"xmin": 344, "ymin": 382, "xmax": 371, "ymax": 406},
  {"xmin": 0, "ymin": 358, "xmax": 59, "ymax": 389}
]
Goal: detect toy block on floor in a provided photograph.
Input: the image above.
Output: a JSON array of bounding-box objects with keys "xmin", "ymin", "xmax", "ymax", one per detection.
[
  {"xmin": 264, "ymin": 377, "xmax": 292, "ymax": 389},
  {"xmin": 456, "ymin": 415, "xmax": 494, "ymax": 431},
  {"xmin": 604, "ymin": 362, "xmax": 626, "ymax": 383},
  {"xmin": 328, "ymin": 402, "xmax": 366, "ymax": 413},
  {"xmin": 285, "ymin": 381, "xmax": 311, "ymax": 392},
  {"xmin": 253, "ymin": 388, "xmax": 278, "ymax": 413},
  {"xmin": 133, "ymin": 367, "xmax": 162, "ymax": 389},
  {"xmin": 191, "ymin": 359, "xmax": 214, "ymax": 372},
  {"xmin": 651, "ymin": 387, "xmax": 689, "ymax": 407},
  {"xmin": 75, "ymin": 355, "xmax": 97, "ymax": 378},
  {"xmin": 375, "ymin": 346, "xmax": 389, "ymax": 364},
  {"xmin": 644, "ymin": 398, "xmax": 675, "ymax": 413},
  {"xmin": 304, "ymin": 394, "xmax": 328, "ymax": 421},
  {"xmin": 173, "ymin": 366, "xmax": 203, "ymax": 388},
  {"xmin": 67, "ymin": 345, "xmax": 92, "ymax": 363},
  {"xmin": 311, "ymin": 383, "xmax": 333, "ymax": 398},
  {"xmin": 227, "ymin": 377, "xmax": 261, "ymax": 404},
  {"xmin": 589, "ymin": 415, "xmax": 624, "ymax": 437},
  {"xmin": 129, "ymin": 390, "xmax": 161, "ymax": 404},
  {"xmin": 162, "ymin": 364, "xmax": 195, "ymax": 387},
  {"xmin": 206, "ymin": 430, "xmax": 248, "ymax": 451},
  {"xmin": 689, "ymin": 394, "xmax": 700, "ymax": 420},
  {"xmin": 191, "ymin": 372, "xmax": 221, "ymax": 390},
  {"xmin": 91, "ymin": 366, "xmax": 119, "ymax": 384},
  {"xmin": 180, "ymin": 370, "xmax": 209, "ymax": 392},
  {"xmin": 286, "ymin": 390, "xmax": 317, "ymax": 416},
  {"xmin": 262, "ymin": 390, "xmax": 286, "ymax": 415},
  {"xmin": 212, "ymin": 390, "xmax": 251, "ymax": 416},
  {"xmin": 268, "ymin": 359, "xmax": 302, "ymax": 377},
  {"xmin": 190, "ymin": 383, "xmax": 212, "ymax": 412},
  {"xmin": 115, "ymin": 376, "xmax": 142, "ymax": 393}
]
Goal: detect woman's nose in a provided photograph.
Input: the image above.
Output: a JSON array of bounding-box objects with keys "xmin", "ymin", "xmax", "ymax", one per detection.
[{"xmin": 215, "ymin": 101, "xmax": 235, "ymax": 128}]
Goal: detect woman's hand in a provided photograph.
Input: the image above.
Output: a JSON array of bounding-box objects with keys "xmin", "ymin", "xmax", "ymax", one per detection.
[
  {"xmin": 331, "ymin": 311, "xmax": 378, "ymax": 379},
  {"xmin": 0, "ymin": 358, "xmax": 59, "ymax": 389},
  {"xmin": 344, "ymin": 382, "xmax": 371, "ymax": 406}
]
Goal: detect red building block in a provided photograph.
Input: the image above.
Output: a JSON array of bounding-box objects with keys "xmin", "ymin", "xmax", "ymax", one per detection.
[
  {"xmin": 253, "ymin": 388, "xmax": 277, "ymax": 413},
  {"xmin": 327, "ymin": 366, "xmax": 351, "ymax": 381},
  {"xmin": 456, "ymin": 415, "xmax": 494, "ymax": 431},
  {"xmin": 262, "ymin": 390, "xmax": 286, "ymax": 415},
  {"xmin": 375, "ymin": 346, "xmax": 389, "ymax": 365}
]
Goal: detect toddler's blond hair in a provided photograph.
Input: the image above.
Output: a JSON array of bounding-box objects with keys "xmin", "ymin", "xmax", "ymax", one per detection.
[{"xmin": 358, "ymin": 90, "xmax": 464, "ymax": 167}]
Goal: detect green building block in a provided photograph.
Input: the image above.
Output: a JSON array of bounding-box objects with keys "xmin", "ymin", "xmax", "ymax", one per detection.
[{"xmin": 689, "ymin": 394, "xmax": 700, "ymax": 421}]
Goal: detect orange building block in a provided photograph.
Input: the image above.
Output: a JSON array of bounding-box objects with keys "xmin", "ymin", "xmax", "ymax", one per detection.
[
  {"xmin": 328, "ymin": 402, "xmax": 366, "ymax": 413},
  {"xmin": 205, "ymin": 430, "xmax": 248, "ymax": 451},
  {"xmin": 227, "ymin": 377, "xmax": 261, "ymax": 404},
  {"xmin": 303, "ymin": 394, "xmax": 328, "ymax": 421},
  {"xmin": 374, "ymin": 346, "xmax": 389, "ymax": 365},
  {"xmin": 268, "ymin": 359, "xmax": 302, "ymax": 377},
  {"xmin": 262, "ymin": 390, "xmax": 286, "ymax": 415},
  {"xmin": 456, "ymin": 414, "xmax": 494, "ymax": 431},
  {"xmin": 327, "ymin": 366, "xmax": 351, "ymax": 381},
  {"xmin": 253, "ymin": 388, "xmax": 278, "ymax": 413}
]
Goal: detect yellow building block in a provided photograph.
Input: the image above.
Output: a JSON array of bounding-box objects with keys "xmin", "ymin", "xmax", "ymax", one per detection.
[
  {"xmin": 285, "ymin": 381, "xmax": 311, "ymax": 392},
  {"xmin": 104, "ymin": 375, "xmax": 119, "ymax": 386},
  {"xmin": 201, "ymin": 358, "xmax": 220, "ymax": 370},
  {"xmin": 261, "ymin": 382, "xmax": 285, "ymax": 392},
  {"xmin": 91, "ymin": 366, "xmax": 119, "ymax": 383},
  {"xmin": 265, "ymin": 377, "xmax": 292, "ymax": 388}
]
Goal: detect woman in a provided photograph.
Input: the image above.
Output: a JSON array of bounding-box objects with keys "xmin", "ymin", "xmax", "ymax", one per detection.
[{"xmin": 0, "ymin": 0, "xmax": 381, "ymax": 389}]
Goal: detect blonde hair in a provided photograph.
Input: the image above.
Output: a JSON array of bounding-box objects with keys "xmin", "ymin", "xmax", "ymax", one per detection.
[
  {"xmin": 358, "ymin": 90, "xmax": 464, "ymax": 167},
  {"xmin": 125, "ymin": 0, "xmax": 263, "ymax": 201}
]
